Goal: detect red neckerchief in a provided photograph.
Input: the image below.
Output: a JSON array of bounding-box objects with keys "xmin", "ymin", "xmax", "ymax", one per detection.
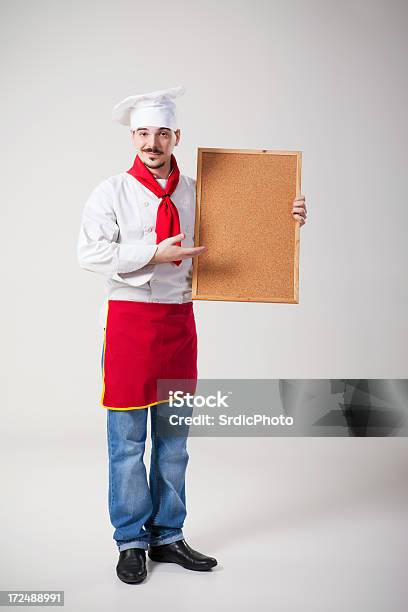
[{"xmin": 127, "ymin": 153, "xmax": 182, "ymax": 266}]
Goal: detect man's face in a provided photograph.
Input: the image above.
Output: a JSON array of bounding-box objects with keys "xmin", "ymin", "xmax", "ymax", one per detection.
[{"xmin": 131, "ymin": 126, "xmax": 180, "ymax": 170}]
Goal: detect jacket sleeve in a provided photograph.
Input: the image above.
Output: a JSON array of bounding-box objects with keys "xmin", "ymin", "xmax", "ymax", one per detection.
[{"xmin": 77, "ymin": 183, "xmax": 158, "ymax": 282}]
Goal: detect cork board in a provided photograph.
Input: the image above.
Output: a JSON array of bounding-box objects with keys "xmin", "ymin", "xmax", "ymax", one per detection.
[{"xmin": 192, "ymin": 148, "xmax": 302, "ymax": 303}]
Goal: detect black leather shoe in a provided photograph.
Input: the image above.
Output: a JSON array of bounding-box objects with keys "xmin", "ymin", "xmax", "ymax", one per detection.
[
  {"xmin": 116, "ymin": 548, "xmax": 147, "ymax": 584},
  {"xmin": 148, "ymin": 539, "xmax": 217, "ymax": 571}
]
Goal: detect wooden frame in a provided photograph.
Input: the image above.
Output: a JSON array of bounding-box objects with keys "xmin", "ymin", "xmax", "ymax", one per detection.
[{"xmin": 192, "ymin": 147, "xmax": 302, "ymax": 303}]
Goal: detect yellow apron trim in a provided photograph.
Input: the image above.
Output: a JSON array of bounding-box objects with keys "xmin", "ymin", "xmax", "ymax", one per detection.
[
  {"xmin": 100, "ymin": 301, "xmax": 110, "ymax": 408},
  {"xmin": 100, "ymin": 302, "xmax": 171, "ymax": 411},
  {"xmin": 101, "ymin": 398, "xmax": 172, "ymax": 411}
]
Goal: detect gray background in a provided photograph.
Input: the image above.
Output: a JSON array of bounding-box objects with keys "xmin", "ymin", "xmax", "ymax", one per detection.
[{"xmin": 1, "ymin": 0, "xmax": 407, "ymax": 610}]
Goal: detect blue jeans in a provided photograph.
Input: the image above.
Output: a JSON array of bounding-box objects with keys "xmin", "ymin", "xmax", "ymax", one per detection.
[{"xmin": 102, "ymin": 341, "xmax": 193, "ymax": 551}]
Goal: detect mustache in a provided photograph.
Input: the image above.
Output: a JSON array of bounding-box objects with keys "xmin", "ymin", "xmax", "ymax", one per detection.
[{"xmin": 143, "ymin": 148, "xmax": 163, "ymax": 154}]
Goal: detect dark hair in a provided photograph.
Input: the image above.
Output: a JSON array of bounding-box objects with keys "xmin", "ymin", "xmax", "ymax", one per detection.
[{"xmin": 130, "ymin": 128, "xmax": 179, "ymax": 135}]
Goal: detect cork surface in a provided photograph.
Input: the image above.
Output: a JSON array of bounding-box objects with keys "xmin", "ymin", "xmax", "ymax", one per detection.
[{"xmin": 192, "ymin": 148, "xmax": 301, "ymax": 303}]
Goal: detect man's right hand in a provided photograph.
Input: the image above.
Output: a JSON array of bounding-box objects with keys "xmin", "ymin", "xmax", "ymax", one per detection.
[{"xmin": 149, "ymin": 233, "xmax": 207, "ymax": 264}]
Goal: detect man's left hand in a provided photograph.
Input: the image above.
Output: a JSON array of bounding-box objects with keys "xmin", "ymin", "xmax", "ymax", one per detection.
[{"xmin": 292, "ymin": 194, "xmax": 307, "ymax": 226}]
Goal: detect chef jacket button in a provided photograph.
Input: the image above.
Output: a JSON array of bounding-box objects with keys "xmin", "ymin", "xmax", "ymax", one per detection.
[
  {"xmin": 144, "ymin": 201, "xmax": 149, "ymax": 207},
  {"xmin": 146, "ymin": 226, "xmax": 153, "ymax": 232}
]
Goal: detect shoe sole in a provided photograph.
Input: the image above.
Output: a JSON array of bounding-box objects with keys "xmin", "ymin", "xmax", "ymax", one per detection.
[{"xmin": 148, "ymin": 555, "xmax": 217, "ymax": 571}]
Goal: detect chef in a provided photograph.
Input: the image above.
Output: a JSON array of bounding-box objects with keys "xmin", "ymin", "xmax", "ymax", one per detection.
[{"xmin": 77, "ymin": 85, "xmax": 307, "ymax": 585}]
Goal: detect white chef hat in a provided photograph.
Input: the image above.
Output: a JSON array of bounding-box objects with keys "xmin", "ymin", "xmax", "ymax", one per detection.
[{"xmin": 112, "ymin": 85, "xmax": 185, "ymax": 131}]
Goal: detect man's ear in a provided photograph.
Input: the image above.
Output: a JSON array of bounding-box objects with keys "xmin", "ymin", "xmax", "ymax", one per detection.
[{"xmin": 175, "ymin": 129, "xmax": 181, "ymax": 146}]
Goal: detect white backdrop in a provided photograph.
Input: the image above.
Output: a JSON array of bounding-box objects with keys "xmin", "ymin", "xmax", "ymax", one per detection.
[
  {"xmin": 1, "ymin": 2, "xmax": 407, "ymax": 610},
  {"xmin": 3, "ymin": 0, "xmax": 407, "ymax": 438}
]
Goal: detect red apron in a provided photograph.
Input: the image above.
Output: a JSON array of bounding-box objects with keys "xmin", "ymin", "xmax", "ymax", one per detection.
[{"xmin": 101, "ymin": 300, "xmax": 198, "ymax": 410}]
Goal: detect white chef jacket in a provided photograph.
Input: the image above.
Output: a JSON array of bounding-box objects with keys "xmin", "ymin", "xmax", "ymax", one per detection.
[{"xmin": 77, "ymin": 170, "xmax": 196, "ymax": 328}]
